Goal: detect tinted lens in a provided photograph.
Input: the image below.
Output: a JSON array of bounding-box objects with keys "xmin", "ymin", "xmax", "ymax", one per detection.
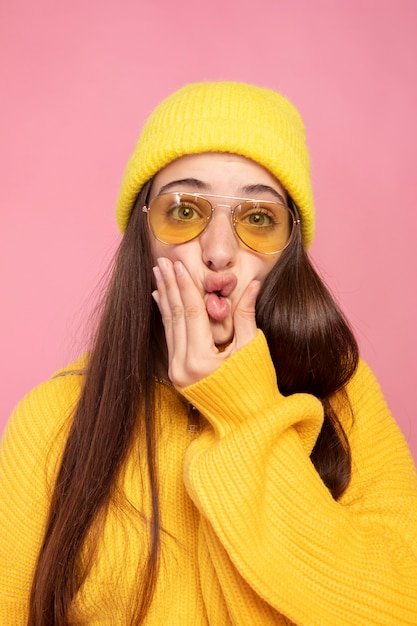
[
  {"xmin": 148, "ymin": 193, "xmax": 212, "ymax": 244},
  {"xmin": 234, "ymin": 201, "xmax": 293, "ymax": 253}
]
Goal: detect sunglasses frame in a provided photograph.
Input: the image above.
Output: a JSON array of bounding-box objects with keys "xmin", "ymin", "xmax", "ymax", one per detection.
[{"xmin": 143, "ymin": 192, "xmax": 300, "ymax": 254}]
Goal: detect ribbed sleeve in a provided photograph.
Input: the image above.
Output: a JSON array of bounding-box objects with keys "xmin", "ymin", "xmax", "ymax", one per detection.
[{"xmin": 180, "ymin": 331, "xmax": 417, "ymax": 625}]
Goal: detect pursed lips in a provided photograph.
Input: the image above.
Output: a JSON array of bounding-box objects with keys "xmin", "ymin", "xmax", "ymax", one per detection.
[
  {"xmin": 204, "ymin": 273, "xmax": 237, "ymax": 297},
  {"xmin": 203, "ymin": 273, "xmax": 237, "ymax": 322}
]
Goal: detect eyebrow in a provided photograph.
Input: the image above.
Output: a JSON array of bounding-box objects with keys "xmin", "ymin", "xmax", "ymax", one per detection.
[
  {"xmin": 240, "ymin": 184, "xmax": 286, "ymax": 204},
  {"xmin": 156, "ymin": 178, "xmax": 287, "ymax": 204},
  {"xmin": 157, "ymin": 178, "xmax": 207, "ymax": 195}
]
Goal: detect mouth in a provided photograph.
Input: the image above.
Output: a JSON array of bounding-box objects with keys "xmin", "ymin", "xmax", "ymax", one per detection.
[
  {"xmin": 204, "ymin": 274, "xmax": 237, "ymax": 322},
  {"xmin": 204, "ymin": 273, "xmax": 238, "ymax": 298}
]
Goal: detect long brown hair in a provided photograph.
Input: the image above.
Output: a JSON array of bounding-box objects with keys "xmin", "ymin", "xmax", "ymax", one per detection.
[{"xmin": 28, "ymin": 189, "xmax": 358, "ymax": 625}]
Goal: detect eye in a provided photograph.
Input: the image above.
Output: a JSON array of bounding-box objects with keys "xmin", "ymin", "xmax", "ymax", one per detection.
[
  {"xmin": 244, "ymin": 211, "xmax": 273, "ymax": 226},
  {"xmin": 169, "ymin": 201, "xmax": 202, "ymax": 221},
  {"xmin": 238, "ymin": 203, "xmax": 279, "ymax": 228}
]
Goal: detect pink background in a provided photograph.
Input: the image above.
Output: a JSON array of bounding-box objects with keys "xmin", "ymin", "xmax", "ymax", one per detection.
[{"xmin": 1, "ymin": 1, "xmax": 416, "ymax": 462}]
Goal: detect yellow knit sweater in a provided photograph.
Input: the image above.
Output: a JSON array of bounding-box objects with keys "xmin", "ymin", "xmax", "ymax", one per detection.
[{"xmin": 1, "ymin": 331, "xmax": 417, "ymax": 625}]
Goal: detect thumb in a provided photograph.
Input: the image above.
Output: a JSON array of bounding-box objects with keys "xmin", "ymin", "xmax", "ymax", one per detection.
[{"xmin": 233, "ymin": 280, "xmax": 261, "ymax": 347}]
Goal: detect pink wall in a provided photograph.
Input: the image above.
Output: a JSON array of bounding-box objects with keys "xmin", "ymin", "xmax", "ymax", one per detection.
[{"xmin": 1, "ymin": 0, "xmax": 416, "ymax": 461}]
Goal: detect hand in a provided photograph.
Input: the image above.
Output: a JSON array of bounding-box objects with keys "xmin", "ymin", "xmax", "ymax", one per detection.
[{"xmin": 152, "ymin": 257, "xmax": 260, "ymax": 387}]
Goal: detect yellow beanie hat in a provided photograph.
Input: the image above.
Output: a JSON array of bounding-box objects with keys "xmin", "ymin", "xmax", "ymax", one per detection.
[{"xmin": 116, "ymin": 81, "xmax": 315, "ymax": 248}]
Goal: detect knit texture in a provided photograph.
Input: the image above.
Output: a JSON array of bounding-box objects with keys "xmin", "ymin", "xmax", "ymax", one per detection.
[
  {"xmin": 1, "ymin": 332, "xmax": 417, "ymax": 624},
  {"xmin": 115, "ymin": 82, "xmax": 315, "ymax": 248}
]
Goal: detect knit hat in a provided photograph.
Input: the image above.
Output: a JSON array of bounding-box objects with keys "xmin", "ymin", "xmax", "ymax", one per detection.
[{"xmin": 116, "ymin": 81, "xmax": 315, "ymax": 248}]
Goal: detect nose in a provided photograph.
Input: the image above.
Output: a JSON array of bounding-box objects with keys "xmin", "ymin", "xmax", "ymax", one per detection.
[{"xmin": 200, "ymin": 207, "xmax": 238, "ymax": 270}]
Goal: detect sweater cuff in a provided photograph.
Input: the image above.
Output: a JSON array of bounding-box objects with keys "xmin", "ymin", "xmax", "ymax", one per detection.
[{"xmin": 179, "ymin": 330, "xmax": 283, "ymax": 436}]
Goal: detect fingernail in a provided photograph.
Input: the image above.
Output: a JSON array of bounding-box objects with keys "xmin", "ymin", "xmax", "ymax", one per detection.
[
  {"xmin": 157, "ymin": 257, "xmax": 168, "ymax": 274},
  {"xmin": 153, "ymin": 266, "xmax": 162, "ymax": 281},
  {"xmin": 174, "ymin": 261, "xmax": 184, "ymax": 276}
]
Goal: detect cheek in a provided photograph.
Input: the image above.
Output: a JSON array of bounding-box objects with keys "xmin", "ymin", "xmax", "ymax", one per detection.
[
  {"xmin": 150, "ymin": 236, "xmax": 181, "ymax": 264},
  {"xmin": 150, "ymin": 239, "xmax": 167, "ymax": 263},
  {"xmin": 150, "ymin": 239, "xmax": 202, "ymax": 267},
  {"xmin": 250, "ymin": 252, "xmax": 281, "ymax": 283}
]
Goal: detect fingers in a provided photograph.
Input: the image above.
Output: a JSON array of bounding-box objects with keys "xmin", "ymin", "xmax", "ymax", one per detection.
[
  {"xmin": 152, "ymin": 258, "xmax": 214, "ymax": 385},
  {"xmin": 152, "ymin": 262, "xmax": 175, "ymax": 359},
  {"xmin": 153, "ymin": 258, "xmax": 188, "ymax": 368},
  {"xmin": 172, "ymin": 260, "xmax": 214, "ymax": 354}
]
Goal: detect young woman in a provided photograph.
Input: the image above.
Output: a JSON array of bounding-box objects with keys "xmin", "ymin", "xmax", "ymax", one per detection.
[{"xmin": 1, "ymin": 82, "xmax": 416, "ymax": 626}]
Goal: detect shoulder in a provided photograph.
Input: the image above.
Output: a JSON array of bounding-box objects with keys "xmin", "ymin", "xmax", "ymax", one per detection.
[
  {"xmin": 0, "ymin": 357, "xmax": 89, "ymax": 563},
  {"xmin": 51, "ymin": 354, "xmax": 89, "ymax": 379},
  {"xmin": 341, "ymin": 359, "xmax": 415, "ymax": 471},
  {"xmin": 346, "ymin": 359, "xmax": 384, "ymax": 402},
  {"xmin": 1, "ymin": 355, "xmax": 88, "ymax": 472},
  {"xmin": 344, "ymin": 359, "xmax": 399, "ymax": 436},
  {"xmin": 14, "ymin": 354, "xmax": 87, "ymax": 425}
]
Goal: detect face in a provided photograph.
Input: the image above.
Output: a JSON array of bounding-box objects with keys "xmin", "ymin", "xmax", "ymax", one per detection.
[{"xmin": 149, "ymin": 153, "xmax": 287, "ymax": 346}]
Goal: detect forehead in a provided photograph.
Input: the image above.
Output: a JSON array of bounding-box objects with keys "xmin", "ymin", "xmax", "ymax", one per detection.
[{"xmin": 151, "ymin": 152, "xmax": 286, "ymax": 197}]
